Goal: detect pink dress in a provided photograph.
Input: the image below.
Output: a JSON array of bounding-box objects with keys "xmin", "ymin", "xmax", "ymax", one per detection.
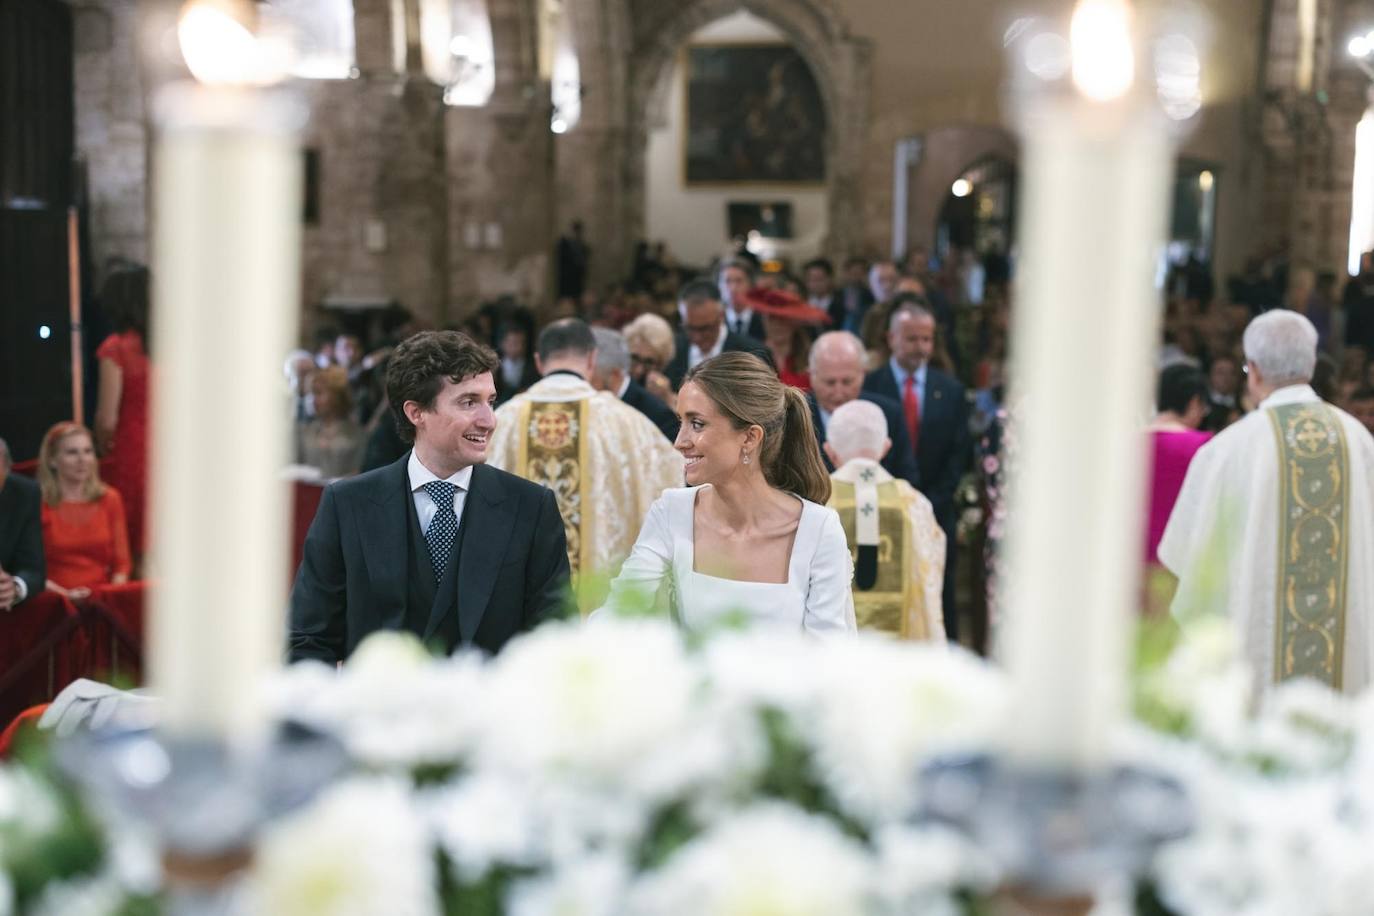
[
  {"xmin": 96, "ymin": 331, "xmax": 150, "ymax": 554},
  {"xmin": 1144, "ymin": 429, "xmax": 1212, "ymax": 565}
]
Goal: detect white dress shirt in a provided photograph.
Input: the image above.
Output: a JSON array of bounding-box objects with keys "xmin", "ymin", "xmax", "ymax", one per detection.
[
  {"xmin": 724, "ymin": 306, "xmax": 755, "ymax": 337},
  {"xmin": 888, "ymin": 358, "xmax": 928, "ymax": 415},
  {"xmin": 688, "ymin": 323, "xmax": 728, "ymax": 370},
  {"xmin": 501, "ymin": 357, "xmax": 526, "ymax": 389},
  {"xmin": 407, "ymin": 449, "xmax": 474, "ymax": 534}
]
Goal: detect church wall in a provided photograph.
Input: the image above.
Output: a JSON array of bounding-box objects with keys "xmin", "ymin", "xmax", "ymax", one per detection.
[
  {"xmin": 642, "ymin": 11, "xmax": 828, "ymax": 269},
  {"xmin": 71, "ymin": 0, "xmax": 149, "ymax": 274},
  {"xmin": 834, "ymin": 0, "xmax": 1270, "ymax": 282},
  {"xmin": 300, "ymin": 77, "xmax": 449, "ymax": 327}
]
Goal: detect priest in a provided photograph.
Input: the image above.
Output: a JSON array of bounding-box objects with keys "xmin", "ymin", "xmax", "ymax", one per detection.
[
  {"xmin": 1160, "ymin": 310, "xmax": 1374, "ymax": 695},
  {"xmin": 487, "ymin": 318, "xmax": 684, "ymax": 609},
  {"xmin": 823, "ymin": 400, "xmax": 945, "ymax": 641}
]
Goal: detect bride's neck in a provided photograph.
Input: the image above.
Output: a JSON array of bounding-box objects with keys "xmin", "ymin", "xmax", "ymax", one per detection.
[{"xmin": 707, "ymin": 469, "xmax": 777, "ymax": 529}]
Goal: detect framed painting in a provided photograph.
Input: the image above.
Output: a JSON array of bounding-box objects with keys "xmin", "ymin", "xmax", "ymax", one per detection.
[{"xmin": 684, "ymin": 44, "xmax": 826, "ymax": 185}]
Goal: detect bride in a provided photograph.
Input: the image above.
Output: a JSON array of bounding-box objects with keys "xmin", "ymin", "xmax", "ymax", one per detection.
[{"xmin": 598, "ymin": 351, "xmax": 856, "ymax": 634}]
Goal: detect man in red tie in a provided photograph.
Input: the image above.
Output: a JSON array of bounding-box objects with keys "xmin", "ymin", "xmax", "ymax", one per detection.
[{"xmin": 863, "ymin": 302, "xmax": 969, "ymax": 641}]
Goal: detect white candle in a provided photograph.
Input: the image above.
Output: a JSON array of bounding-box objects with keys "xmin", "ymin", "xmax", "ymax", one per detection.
[
  {"xmin": 998, "ymin": 1, "xmax": 1192, "ymax": 767},
  {"xmin": 147, "ymin": 82, "xmax": 305, "ymax": 740}
]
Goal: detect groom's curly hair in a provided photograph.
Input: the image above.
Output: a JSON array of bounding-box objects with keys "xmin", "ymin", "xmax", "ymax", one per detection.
[{"xmin": 386, "ymin": 330, "xmax": 499, "ymax": 443}]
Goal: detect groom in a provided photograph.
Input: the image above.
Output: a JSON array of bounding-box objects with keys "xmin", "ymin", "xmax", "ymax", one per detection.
[{"xmin": 288, "ymin": 330, "xmax": 570, "ymax": 663}]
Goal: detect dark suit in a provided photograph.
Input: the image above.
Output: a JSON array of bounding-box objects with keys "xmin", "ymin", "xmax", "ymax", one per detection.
[
  {"xmin": 725, "ymin": 309, "xmax": 765, "ymax": 342},
  {"xmin": 664, "ymin": 329, "xmax": 773, "ymax": 389},
  {"xmin": 0, "ymin": 474, "xmax": 44, "ymax": 604},
  {"xmin": 621, "ymin": 379, "xmax": 679, "ymax": 442},
  {"xmin": 496, "ymin": 358, "xmax": 540, "ymax": 405},
  {"xmin": 289, "ymin": 457, "xmax": 570, "ymax": 663},
  {"xmin": 864, "ymin": 362, "xmax": 970, "ymax": 638},
  {"xmin": 807, "ymin": 391, "xmax": 919, "ymax": 487},
  {"xmin": 828, "ymin": 285, "xmax": 874, "ymax": 335}
]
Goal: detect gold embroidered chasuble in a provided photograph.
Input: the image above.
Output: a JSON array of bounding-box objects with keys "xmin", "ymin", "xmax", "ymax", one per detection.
[
  {"xmin": 1160, "ymin": 384, "xmax": 1374, "ymax": 697},
  {"xmin": 487, "ymin": 374, "xmax": 686, "ymax": 609},
  {"xmin": 827, "ymin": 458, "xmax": 945, "ymax": 640}
]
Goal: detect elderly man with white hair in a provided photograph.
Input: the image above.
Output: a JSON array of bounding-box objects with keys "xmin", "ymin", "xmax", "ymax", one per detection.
[
  {"xmin": 806, "ymin": 331, "xmax": 919, "ymax": 486},
  {"xmin": 824, "ymin": 400, "xmax": 946, "ymax": 641},
  {"xmin": 1160, "ymin": 309, "xmax": 1374, "ymax": 696}
]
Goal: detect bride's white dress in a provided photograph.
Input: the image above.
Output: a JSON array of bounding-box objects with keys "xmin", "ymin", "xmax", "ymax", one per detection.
[{"xmin": 598, "ymin": 486, "xmax": 857, "ymax": 635}]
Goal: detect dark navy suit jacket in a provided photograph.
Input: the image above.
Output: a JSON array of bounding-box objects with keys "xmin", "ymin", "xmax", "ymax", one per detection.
[
  {"xmin": 863, "ymin": 363, "xmax": 969, "ymax": 527},
  {"xmin": 806, "ymin": 391, "xmax": 920, "ymax": 489},
  {"xmin": 621, "ymin": 378, "xmax": 679, "ymax": 442}
]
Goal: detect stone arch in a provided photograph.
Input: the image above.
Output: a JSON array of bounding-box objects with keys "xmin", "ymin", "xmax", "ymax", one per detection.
[
  {"xmin": 904, "ymin": 125, "xmax": 1018, "ymax": 256},
  {"xmin": 624, "ymin": 0, "xmax": 870, "ymax": 260}
]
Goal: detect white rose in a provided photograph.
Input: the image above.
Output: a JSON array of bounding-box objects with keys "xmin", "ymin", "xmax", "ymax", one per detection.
[
  {"xmin": 628, "ymin": 804, "xmax": 873, "ymax": 916},
  {"xmin": 476, "ymin": 619, "xmax": 700, "ymax": 797},
  {"xmin": 506, "ymin": 853, "xmax": 629, "ymax": 916},
  {"xmin": 806, "ymin": 636, "xmax": 1006, "ymax": 824},
  {"xmin": 247, "ymin": 778, "xmax": 439, "ymax": 916}
]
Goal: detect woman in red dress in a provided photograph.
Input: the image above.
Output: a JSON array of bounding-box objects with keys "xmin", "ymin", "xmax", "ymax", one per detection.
[
  {"xmin": 38, "ymin": 422, "xmax": 132, "ymax": 600},
  {"xmin": 94, "ymin": 266, "xmax": 150, "ymax": 560},
  {"xmin": 744, "ymin": 287, "xmax": 832, "ymax": 391}
]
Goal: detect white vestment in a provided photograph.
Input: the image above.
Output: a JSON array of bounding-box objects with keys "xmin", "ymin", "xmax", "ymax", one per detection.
[
  {"xmin": 1159, "ymin": 385, "xmax": 1374, "ymax": 695},
  {"xmin": 487, "ymin": 374, "xmax": 684, "ymax": 597}
]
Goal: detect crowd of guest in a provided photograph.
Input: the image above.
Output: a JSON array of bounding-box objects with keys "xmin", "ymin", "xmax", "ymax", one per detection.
[
  {"xmin": 266, "ymin": 236, "xmax": 1374, "ymax": 649},
  {"xmin": 14, "ymin": 238, "xmax": 1374, "ymax": 662}
]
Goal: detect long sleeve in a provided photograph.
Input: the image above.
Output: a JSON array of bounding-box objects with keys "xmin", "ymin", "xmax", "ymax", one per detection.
[
  {"xmin": 594, "ymin": 495, "xmax": 674, "ymax": 618},
  {"xmin": 522, "ymin": 487, "xmax": 572, "ymax": 628},
  {"xmin": 104, "ymin": 488, "xmax": 132, "ymax": 579},
  {"xmin": 930, "ymin": 381, "xmax": 971, "ymax": 515},
  {"xmin": 803, "ymin": 509, "xmax": 857, "ymax": 635},
  {"xmin": 903, "ymin": 484, "xmax": 946, "ymax": 641},
  {"xmin": 8, "ymin": 479, "xmax": 45, "ymax": 603},
  {"xmin": 288, "ymin": 485, "xmax": 349, "ymax": 663}
]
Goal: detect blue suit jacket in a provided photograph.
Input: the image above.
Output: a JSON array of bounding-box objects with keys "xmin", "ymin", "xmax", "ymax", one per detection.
[
  {"xmin": 807, "ymin": 391, "xmax": 920, "ymax": 489},
  {"xmin": 862, "ymin": 364, "xmax": 969, "ymax": 526}
]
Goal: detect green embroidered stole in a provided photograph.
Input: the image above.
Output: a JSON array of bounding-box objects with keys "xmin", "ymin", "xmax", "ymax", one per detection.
[{"xmin": 1268, "ymin": 401, "xmax": 1351, "ymax": 688}]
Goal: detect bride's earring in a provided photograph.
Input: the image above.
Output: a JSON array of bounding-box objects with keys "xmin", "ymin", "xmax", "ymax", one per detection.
[{"xmin": 741, "ymin": 451, "xmax": 751, "ymax": 465}]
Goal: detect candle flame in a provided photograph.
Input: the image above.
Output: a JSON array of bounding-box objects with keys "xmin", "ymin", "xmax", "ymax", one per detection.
[
  {"xmin": 1070, "ymin": 0, "xmax": 1135, "ymax": 101},
  {"xmin": 177, "ymin": 0, "xmax": 284, "ymax": 86}
]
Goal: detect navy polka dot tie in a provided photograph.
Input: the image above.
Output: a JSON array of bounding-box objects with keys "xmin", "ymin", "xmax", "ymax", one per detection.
[{"xmin": 422, "ymin": 480, "xmax": 458, "ymax": 582}]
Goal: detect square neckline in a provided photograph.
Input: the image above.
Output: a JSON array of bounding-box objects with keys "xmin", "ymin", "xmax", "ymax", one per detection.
[{"xmin": 687, "ymin": 486, "xmax": 806, "ymax": 586}]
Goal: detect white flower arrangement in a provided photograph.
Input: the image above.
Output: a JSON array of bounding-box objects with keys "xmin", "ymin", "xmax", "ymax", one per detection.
[{"xmin": 9, "ymin": 613, "xmax": 1374, "ymax": 915}]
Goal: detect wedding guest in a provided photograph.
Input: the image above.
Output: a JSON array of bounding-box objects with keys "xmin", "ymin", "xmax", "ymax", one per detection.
[
  {"xmin": 805, "ymin": 331, "xmax": 919, "ymax": 486},
  {"xmin": 1349, "ymin": 387, "xmax": 1374, "ymax": 436},
  {"xmin": 718, "ymin": 259, "xmax": 764, "ymax": 340},
  {"xmin": 865, "ymin": 303, "xmax": 970, "ymax": 640},
  {"xmin": 296, "ymin": 366, "xmax": 365, "ymax": 478},
  {"xmin": 824, "ymin": 400, "xmax": 945, "ymax": 641},
  {"xmin": 0, "ymin": 437, "xmax": 44, "ymax": 611},
  {"xmin": 590, "ymin": 327, "xmax": 679, "ymax": 442},
  {"xmin": 495, "ymin": 322, "xmax": 539, "ymax": 405},
  {"xmin": 746, "ymin": 287, "xmax": 830, "ymax": 391},
  {"xmin": 623, "ymin": 312, "xmax": 678, "ymax": 410},
  {"xmin": 1144, "ymin": 365, "xmax": 1213, "ymax": 570},
  {"xmin": 664, "ymin": 279, "xmax": 771, "ymax": 389},
  {"xmin": 599, "ymin": 352, "xmax": 856, "ymax": 634},
  {"xmin": 94, "ymin": 265, "xmax": 150, "ymax": 556},
  {"xmin": 37, "ymin": 423, "xmax": 131, "ymax": 601}
]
